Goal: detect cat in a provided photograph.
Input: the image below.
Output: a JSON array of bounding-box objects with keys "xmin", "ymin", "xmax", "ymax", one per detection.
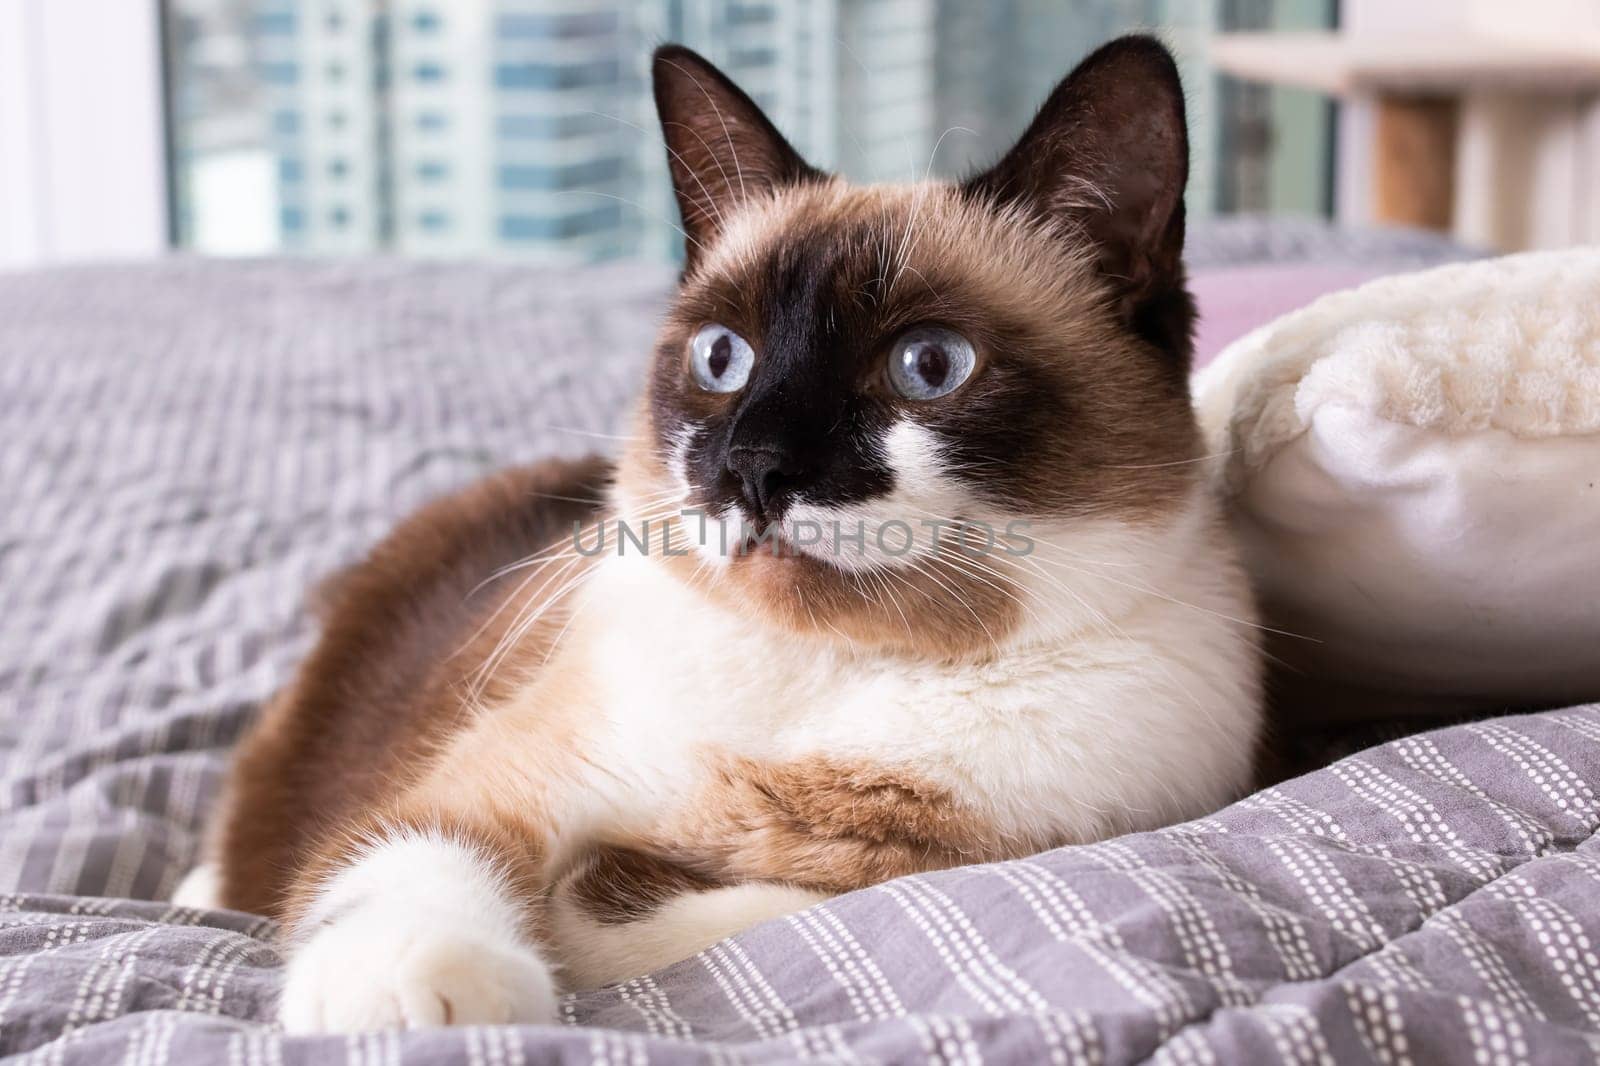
[{"xmin": 176, "ymin": 36, "xmax": 1263, "ymax": 1032}]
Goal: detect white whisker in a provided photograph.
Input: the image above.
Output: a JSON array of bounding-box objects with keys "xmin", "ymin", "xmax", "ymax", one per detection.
[
  {"xmin": 657, "ymin": 58, "xmax": 747, "ymax": 203},
  {"xmin": 1107, "ymin": 449, "xmax": 1240, "ymax": 470},
  {"xmin": 583, "ymin": 108, "xmax": 728, "ymax": 232}
]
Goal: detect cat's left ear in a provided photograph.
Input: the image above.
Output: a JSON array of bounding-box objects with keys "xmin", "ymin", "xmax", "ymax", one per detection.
[
  {"xmin": 653, "ymin": 45, "xmax": 820, "ymax": 269},
  {"xmin": 963, "ymin": 36, "xmax": 1191, "ymax": 348}
]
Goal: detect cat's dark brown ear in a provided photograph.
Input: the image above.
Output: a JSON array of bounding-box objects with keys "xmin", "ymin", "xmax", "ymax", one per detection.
[
  {"xmin": 963, "ymin": 36, "xmax": 1192, "ymax": 357},
  {"xmin": 652, "ymin": 45, "xmax": 820, "ymax": 268}
]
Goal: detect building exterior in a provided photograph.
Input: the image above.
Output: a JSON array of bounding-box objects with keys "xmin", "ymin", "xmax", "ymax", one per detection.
[
  {"xmin": 389, "ymin": 2, "xmax": 495, "ymax": 255},
  {"xmin": 259, "ymin": 0, "xmax": 637, "ymax": 260},
  {"xmin": 250, "ymin": 0, "xmax": 1234, "ymax": 262},
  {"xmin": 256, "ymin": 0, "xmax": 390, "ymax": 250}
]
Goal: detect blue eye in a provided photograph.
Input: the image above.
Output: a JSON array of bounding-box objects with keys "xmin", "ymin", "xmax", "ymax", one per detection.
[
  {"xmin": 887, "ymin": 327, "xmax": 976, "ymax": 400},
  {"xmin": 690, "ymin": 324, "xmax": 755, "ymax": 393}
]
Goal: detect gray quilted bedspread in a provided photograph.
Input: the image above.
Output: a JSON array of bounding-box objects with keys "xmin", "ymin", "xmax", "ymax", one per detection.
[{"xmin": 5, "ymin": 245, "xmax": 1599, "ymax": 1065}]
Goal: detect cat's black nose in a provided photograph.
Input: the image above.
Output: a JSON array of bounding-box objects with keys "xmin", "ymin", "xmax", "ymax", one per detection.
[{"xmin": 726, "ymin": 445, "xmax": 804, "ymax": 520}]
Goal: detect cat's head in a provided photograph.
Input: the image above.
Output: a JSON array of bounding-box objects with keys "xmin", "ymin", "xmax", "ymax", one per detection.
[{"xmin": 618, "ymin": 36, "xmax": 1204, "ymax": 658}]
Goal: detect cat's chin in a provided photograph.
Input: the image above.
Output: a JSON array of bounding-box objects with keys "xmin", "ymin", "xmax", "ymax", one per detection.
[
  {"xmin": 686, "ymin": 507, "xmax": 867, "ymax": 576},
  {"xmin": 721, "ymin": 525, "xmax": 906, "ymax": 587},
  {"xmin": 651, "ymin": 534, "xmax": 1016, "ymax": 658},
  {"xmin": 635, "ymin": 498, "xmax": 1026, "ymax": 655},
  {"xmin": 723, "ymin": 536, "xmax": 839, "ymax": 580}
]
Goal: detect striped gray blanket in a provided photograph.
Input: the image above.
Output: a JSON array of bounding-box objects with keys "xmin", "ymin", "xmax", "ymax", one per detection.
[{"xmin": 4, "ymin": 249, "xmax": 1598, "ymax": 1065}]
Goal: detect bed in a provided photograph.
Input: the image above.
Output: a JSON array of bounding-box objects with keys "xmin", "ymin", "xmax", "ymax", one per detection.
[{"xmin": 6, "ymin": 223, "xmax": 1598, "ymax": 1064}]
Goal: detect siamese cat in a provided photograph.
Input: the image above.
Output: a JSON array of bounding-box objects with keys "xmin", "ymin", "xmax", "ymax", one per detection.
[{"xmin": 178, "ymin": 37, "xmax": 1262, "ymax": 1032}]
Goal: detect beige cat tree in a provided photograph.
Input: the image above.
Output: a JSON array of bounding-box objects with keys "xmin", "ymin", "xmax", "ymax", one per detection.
[{"xmin": 1212, "ymin": 0, "xmax": 1600, "ymax": 251}]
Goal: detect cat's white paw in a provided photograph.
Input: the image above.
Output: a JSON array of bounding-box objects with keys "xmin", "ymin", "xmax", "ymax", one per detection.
[
  {"xmin": 171, "ymin": 863, "xmax": 221, "ymax": 909},
  {"xmin": 279, "ymin": 904, "xmax": 557, "ymax": 1033}
]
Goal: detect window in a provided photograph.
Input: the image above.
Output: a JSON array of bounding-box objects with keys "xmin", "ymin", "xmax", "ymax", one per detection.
[
  {"xmin": 499, "ymin": 204, "xmax": 620, "ymax": 241},
  {"xmin": 259, "ymin": 62, "xmax": 298, "ymax": 86},
  {"xmin": 254, "ymin": 12, "xmax": 295, "ymax": 35},
  {"xmin": 494, "ymin": 60, "xmax": 619, "ymax": 91},
  {"xmin": 498, "ymin": 160, "xmax": 622, "ymax": 191},
  {"xmin": 167, "ymin": 0, "xmax": 1336, "ymax": 261},
  {"xmin": 496, "ymin": 113, "xmax": 611, "ymax": 140},
  {"xmin": 497, "ymin": 13, "xmax": 619, "ymax": 40}
]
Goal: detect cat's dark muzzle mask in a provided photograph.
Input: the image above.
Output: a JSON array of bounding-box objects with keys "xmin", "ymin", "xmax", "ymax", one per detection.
[{"xmin": 697, "ymin": 378, "xmax": 896, "ymax": 531}]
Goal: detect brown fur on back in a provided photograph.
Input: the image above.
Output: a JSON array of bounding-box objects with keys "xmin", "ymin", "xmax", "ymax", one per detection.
[{"xmin": 215, "ymin": 457, "xmax": 608, "ymax": 917}]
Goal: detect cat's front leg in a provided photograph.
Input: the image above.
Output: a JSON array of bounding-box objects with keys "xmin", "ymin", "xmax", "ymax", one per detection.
[
  {"xmin": 682, "ymin": 757, "xmax": 1009, "ymax": 892},
  {"xmin": 278, "ymin": 826, "xmax": 556, "ymax": 1033}
]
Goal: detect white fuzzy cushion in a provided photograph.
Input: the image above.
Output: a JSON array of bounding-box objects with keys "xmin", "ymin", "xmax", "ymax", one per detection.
[{"xmin": 1194, "ymin": 248, "xmax": 1600, "ymax": 715}]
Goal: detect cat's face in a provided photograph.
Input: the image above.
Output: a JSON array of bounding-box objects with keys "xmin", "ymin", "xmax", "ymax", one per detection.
[{"xmin": 618, "ymin": 38, "xmax": 1202, "ymax": 658}]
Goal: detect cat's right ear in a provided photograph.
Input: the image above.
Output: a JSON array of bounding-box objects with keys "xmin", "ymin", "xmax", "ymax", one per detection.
[{"xmin": 652, "ymin": 45, "xmax": 819, "ymax": 268}]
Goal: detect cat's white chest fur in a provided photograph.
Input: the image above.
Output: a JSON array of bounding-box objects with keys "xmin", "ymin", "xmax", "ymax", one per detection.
[{"xmin": 563, "ymin": 500, "xmax": 1262, "ymax": 849}]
